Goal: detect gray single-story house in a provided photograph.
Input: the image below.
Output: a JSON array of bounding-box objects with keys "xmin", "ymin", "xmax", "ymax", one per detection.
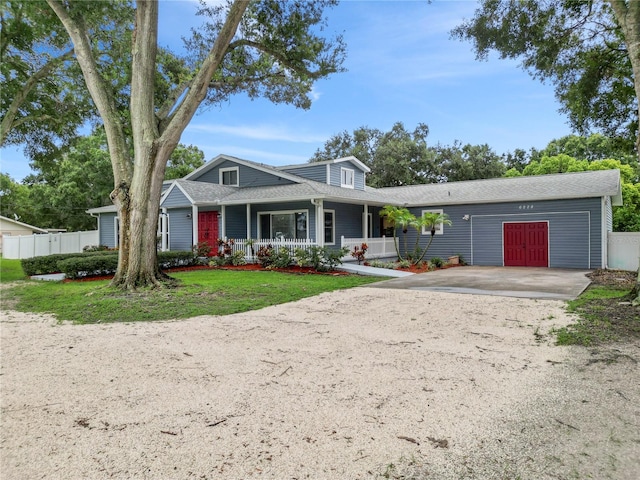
[{"xmin": 87, "ymin": 154, "xmax": 623, "ymax": 269}]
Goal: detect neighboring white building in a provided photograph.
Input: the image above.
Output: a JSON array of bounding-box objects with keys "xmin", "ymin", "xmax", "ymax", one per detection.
[{"xmin": 0, "ymin": 215, "xmax": 48, "ymax": 254}]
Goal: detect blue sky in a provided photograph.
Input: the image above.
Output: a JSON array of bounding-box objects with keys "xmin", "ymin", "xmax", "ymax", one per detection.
[{"xmin": 1, "ymin": 0, "xmax": 574, "ymax": 181}]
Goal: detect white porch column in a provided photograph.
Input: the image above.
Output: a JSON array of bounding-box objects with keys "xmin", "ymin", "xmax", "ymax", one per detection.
[
  {"xmin": 246, "ymin": 203, "xmax": 251, "ymax": 239},
  {"xmin": 191, "ymin": 205, "xmax": 198, "ymax": 246},
  {"xmin": 161, "ymin": 207, "xmax": 168, "ymax": 251},
  {"xmin": 362, "ymin": 204, "xmax": 369, "ymax": 240},
  {"xmin": 314, "ymin": 199, "xmax": 324, "ymax": 246},
  {"xmin": 220, "ymin": 205, "xmax": 226, "ymax": 239}
]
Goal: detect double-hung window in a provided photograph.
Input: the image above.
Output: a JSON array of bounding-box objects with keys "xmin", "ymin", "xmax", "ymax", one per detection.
[
  {"xmin": 340, "ymin": 167, "xmax": 354, "ymax": 188},
  {"xmin": 219, "ymin": 167, "xmax": 239, "ymax": 186},
  {"xmin": 324, "ymin": 210, "xmax": 335, "ymax": 244}
]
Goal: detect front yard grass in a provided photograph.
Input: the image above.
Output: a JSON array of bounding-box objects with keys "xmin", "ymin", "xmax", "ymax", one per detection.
[
  {"xmin": 0, "ymin": 257, "xmax": 27, "ymax": 282},
  {"xmin": 554, "ymin": 271, "xmax": 639, "ymax": 346},
  {"xmin": 1, "ymin": 269, "xmax": 384, "ymax": 324}
]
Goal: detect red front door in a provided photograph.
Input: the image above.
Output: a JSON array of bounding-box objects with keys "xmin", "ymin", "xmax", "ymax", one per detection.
[
  {"xmin": 503, "ymin": 222, "xmax": 548, "ymax": 267},
  {"xmin": 198, "ymin": 211, "xmax": 219, "ymax": 254}
]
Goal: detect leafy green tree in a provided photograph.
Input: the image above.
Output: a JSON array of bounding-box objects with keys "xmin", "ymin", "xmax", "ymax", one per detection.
[
  {"xmin": 0, "ymin": 173, "xmax": 32, "ymax": 223},
  {"xmin": 434, "ymin": 142, "xmax": 506, "ymax": 182},
  {"xmin": 538, "ymin": 134, "xmax": 639, "ymax": 181},
  {"xmin": 0, "ymin": 1, "xmax": 132, "ymax": 159},
  {"xmin": 311, "ymin": 122, "xmax": 436, "ymax": 187},
  {"xmin": 452, "ymin": 0, "xmax": 640, "ymax": 157},
  {"xmin": 42, "ymin": 0, "xmax": 345, "ymax": 289},
  {"xmin": 165, "ymin": 144, "xmax": 205, "ymax": 180}
]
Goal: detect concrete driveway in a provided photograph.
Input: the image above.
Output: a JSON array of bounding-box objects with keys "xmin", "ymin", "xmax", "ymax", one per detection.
[{"xmin": 368, "ymin": 266, "xmax": 592, "ymax": 300}]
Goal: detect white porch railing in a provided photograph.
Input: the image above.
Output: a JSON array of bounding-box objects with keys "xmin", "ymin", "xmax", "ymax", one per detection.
[
  {"xmin": 225, "ymin": 238, "xmax": 317, "ymax": 260},
  {"xmin": 2, "ymin": 231, "xmax": 99, "ymax": 259},
  {"xmin": 341, "ymin": 236, "xmax": 397, "ymax": 260}
]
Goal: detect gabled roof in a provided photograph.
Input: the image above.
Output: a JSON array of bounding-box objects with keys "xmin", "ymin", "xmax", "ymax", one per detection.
[
  {"xmin": 0, "ymin": 215, "xmax": 49, "ymax": 233},
  {"xmin": 162, "ymin": 179, "xmax": 237, "ymax": 206},
  {"xmin": 278, "ymin": 156, "xmax": 371, "ymax": 173},
  {"xmin": 378, "ymin": 169, "xmax": 623, "ymax": 207},
  {"xmin": 183, "ymin": 153, "xmax": 306, "ymax": 184}
]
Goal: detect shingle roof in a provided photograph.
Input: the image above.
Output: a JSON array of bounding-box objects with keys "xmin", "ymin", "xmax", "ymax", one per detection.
[
  {"xmin": 173, "ymin": 180, "xmax": 236, "ymax": 205},
  {"xmin": 220, "ymin": 178, "xmax": 387, "ymax": 205},
  {"xmin": 378, "ymin": 169, "xmax": 622, "ymax": 206}
]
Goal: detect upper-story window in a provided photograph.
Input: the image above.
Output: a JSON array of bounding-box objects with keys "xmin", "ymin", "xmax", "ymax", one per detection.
[
  {"xmin": 219, "ymin": 167, "xmax": 239, "ymax": 186},
  {"xmin": 341, "ymin": 167, "xmax": 354, "ymax": 189}
]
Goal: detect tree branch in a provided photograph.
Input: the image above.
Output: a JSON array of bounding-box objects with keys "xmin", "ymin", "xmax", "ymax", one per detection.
[
  {"xmin": 0, "ymin": 49, "xmax": 73, "ymax": 146},
  {"xmin": 159, "ymin": 0, "xmax": 249, "ymax": 146},
  {"xmin": 45, "ymin": 0, "xmax": 132, "ymax": 186}
]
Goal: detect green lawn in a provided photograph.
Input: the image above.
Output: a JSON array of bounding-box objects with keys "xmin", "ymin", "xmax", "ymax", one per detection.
[
  {"xmin": 1, "ymin": 268, "xmax": 384, "ymax": 324},
  {"xmin": 0, "ymin": 257, "xmax": 27, "ymax": 282}
]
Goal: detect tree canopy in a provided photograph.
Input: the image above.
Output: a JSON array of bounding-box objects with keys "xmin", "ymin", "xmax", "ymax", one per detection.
[
  {"xmin": 35, "ymin": 0, "xmax": 346, "ymax": 289},
  {"xmin": 452, "ymin": 0, "xmax": 640, "ymax": 155},
  {"xmin": 311, "ymin": 122, "xmax": 505, "ymax": 186}
]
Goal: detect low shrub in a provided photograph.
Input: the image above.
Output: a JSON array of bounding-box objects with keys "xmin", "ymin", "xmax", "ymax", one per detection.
[
  {"xmin": 157, "ymin": 251, "xmax": 197, "ymax": 269},
  {"xmin": 21, "ymin": 250, "xmax": 116, "ymax": 276},
  {"xmin": 429, "ymin": 256, "xmax": 444, "ymax": 268},
  {"xmin": 58, "ymin": 254, "xmax": 119, "ymax": 279},
  {"xmin": 294, "ymin": 246, "xmax": 348, "ymax": 272},
  {"xmin": 22, "ymin": 250, "xmax": 197, "ymax": 278}
]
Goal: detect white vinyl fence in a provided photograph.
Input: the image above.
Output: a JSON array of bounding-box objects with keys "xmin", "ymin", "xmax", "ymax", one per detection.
[
  {"xmin": 608, "ymin": 232, "xmax": 640, "ymax": 271},
  {"xmin": 341, "ymin": 236, "xmax": 397, "ymax": 260},
  {"xmin": 226, "ymin": 238, "xmax": 317, "ymax": 261},
  {"xmin": 2, "ymin": 231, "xmax": 99, "ymax": 259}
]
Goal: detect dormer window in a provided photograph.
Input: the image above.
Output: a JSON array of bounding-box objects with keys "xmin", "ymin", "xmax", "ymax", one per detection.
[
  {"xmin": 341, "ymin": 167, "xmax": 354, "ymax": 189},
  {"xmin": 220, "ymin": 167, "xmax": 239, "ymax": 186}
]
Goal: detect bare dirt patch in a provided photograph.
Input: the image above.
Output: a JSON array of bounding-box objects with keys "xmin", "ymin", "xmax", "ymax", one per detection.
[{"xmin": 1, "ymin": 288, "xmax": 638, "ymax": 479}]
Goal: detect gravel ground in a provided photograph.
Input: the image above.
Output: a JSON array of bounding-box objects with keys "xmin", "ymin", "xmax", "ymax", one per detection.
[{"xmin": 1, "ymin": 287, "xmax": 639, "ymax": 479}]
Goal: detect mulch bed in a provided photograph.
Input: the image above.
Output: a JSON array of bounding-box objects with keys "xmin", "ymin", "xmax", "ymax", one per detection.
[{"xmin": 64, "ymin": 263, "xmax": 351, "ymax": 282}]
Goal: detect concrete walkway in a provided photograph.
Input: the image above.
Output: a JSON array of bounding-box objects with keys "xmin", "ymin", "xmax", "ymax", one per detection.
[{"xmin": 337, "ymin": 263, "xmax": 414, "ymax": 278}]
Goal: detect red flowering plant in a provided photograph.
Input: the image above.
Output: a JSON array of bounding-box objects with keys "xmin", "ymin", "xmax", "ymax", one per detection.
[{"xmin": 351, "ymin": 243, "xmax": 368, "ymax": 265}]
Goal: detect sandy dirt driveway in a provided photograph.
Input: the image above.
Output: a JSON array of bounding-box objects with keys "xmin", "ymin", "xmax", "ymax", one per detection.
[{"xmin": 1, "ymin": 287, "xmax": 639, "ymax": 479}]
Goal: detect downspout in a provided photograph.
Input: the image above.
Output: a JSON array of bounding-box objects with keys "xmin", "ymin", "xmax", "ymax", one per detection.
[
  {"xmin": 89, "ymin": 212, "xmax": 100, "ymax": 246},
  {"xmin": 161, "ymin": 207, "xmax": 168, "ymax": 252},
  {"xmin": 311, "ymin": 198, "xmax": 324, "ymax": 246}
]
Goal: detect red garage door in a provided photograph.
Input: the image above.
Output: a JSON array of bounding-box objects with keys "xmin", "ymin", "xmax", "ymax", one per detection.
[{"xmin": 503, "ymin": 222, "xmax": 548, "ymax": 267}]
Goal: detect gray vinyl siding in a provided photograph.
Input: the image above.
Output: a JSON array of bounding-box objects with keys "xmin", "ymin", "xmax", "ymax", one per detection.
[
  {"xmin": 403, "ymin": 204, "xmax": 472, "ymax": 263},
  {"xmin": 192, "ymin": 160, "xmax": 295, "ymax": 187},
  {"xmin": 397, "ymin": 198, "xmax": 602, "ymax": 268},
  {"xmin": 325, "ymin": 202, "xmax": 366, "ymax": 240},
  {"xmin": 328, "ymin": 163, "xmax": 366, "ymax": 190},
  {"xmin": 224, "ymin": 205, "xmax": 247, "ymax": 239},
  {"xmin": 280, "ymin": 164, "xmax": 327, "ymax": 183},
  {"xmin": 163, "ymin": 187, "xmax": 191, "ymax": 207},
  {"xmin": 99, "ymin": 213, "xmax": 118, "ymax": 248},
  {"xmin": 250, "ymin": 201, "xmax": 316, "ymax": 240},
  {"xmin": 168, "ymin": 208, "xmax": 193, "ymax": 251}
]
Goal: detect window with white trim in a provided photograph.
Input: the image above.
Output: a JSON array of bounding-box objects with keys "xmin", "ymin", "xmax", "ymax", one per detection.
[
  {"xmin": 219, "ymin": 167, "xmax": 239, "ymax": 186},
  {"xmin": 324, "ymin": 210, "xmax": 335, "ymax": 244},
  {"xmin": 421, "ymin": 209, "xmax": 445, "ymax": 235},
  {"xmin": 340, "ymin": 167, "xmax": 354, "ymax": 188},
  {"xmin": 258, "ymin": 210, "xmax": 308, "ymax": 239}
]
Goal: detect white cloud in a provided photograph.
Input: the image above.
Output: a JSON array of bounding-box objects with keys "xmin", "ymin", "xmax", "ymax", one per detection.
[{"xmin": 187, "ymin": 123, "xmax": 328, "ymax": 143}]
